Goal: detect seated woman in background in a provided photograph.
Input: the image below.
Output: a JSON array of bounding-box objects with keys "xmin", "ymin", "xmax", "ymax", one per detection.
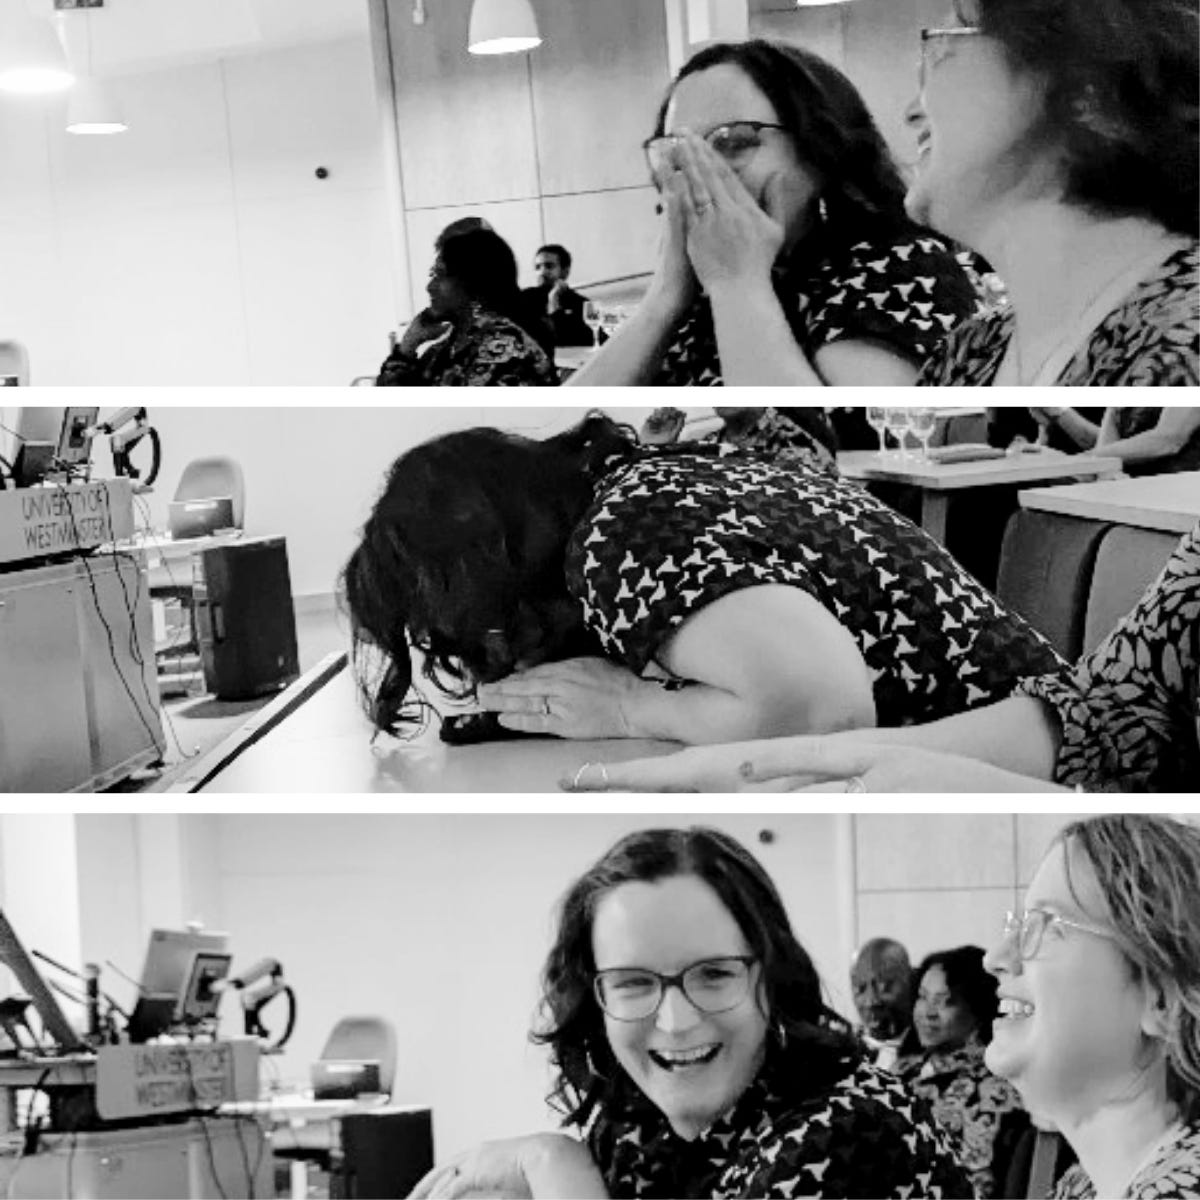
[
  {"xmin": 640, "ymin": 406, "xmax": 839, "ymax": 474},
  {"xmin": 912, "ymin": 0, "xmax": 1198, "ymax": 385},
  {"xmin": 986, "ymin": 815, "xmax": 1200, "ymax": 1198},
  {"xmin": 898, "ymin": 947, "xmax": 1027, "ymax": 1199},
  {"xmin": 411, "ymin": 827, "xmax": 970, "ymax": 1198},
  {"xmin": 988, "ymin": 407, "xmax": 1105, "ymax": 453},
  {"xmin": 342, "ymin": 414, "xmax": 1063, "ymax": 745},
  {"xmin": 567, "ymin": 40, "xmax": 982, "ymax": 389},
  {"xmin": 1093, "ymin": 406, "xmax": 1200, "ymax": 475},
  {"xmin": 571, "ymin": 520, "xmax": 1198, "ymax": 793},
  {"xmin": 375, "ymin": 228, "xmax": 555, "ymax": 387}
]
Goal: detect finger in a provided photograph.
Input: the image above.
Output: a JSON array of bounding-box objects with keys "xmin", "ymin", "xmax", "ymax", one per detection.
[
  {"xmin": 661, "ymin": 169, "xmax": 694, "ymax": 236},
  {"xmin": 675, "ymin": 134, "xmax": 716, "ymax": 216},
  {"xmin": 790, "ymin": 781, "xmax": 857, "ymax": 793},
  {"xmin": 561, "ymin": 753, "xmax": 700, "ymax": 793},
  {"xmin": 410, "ymin": 1164, "xmax": 455, "ymax": 1200},
  {"xmin": 498, "ymin": 713, "xmax": 561, "ymax": 737},
  {"xmin": 741, "ymin": 737, "xmax": 875, "ymax": 785},
  {"xmin": 682, "ymin": 133, "xmax": 749, "ymax": 212}
]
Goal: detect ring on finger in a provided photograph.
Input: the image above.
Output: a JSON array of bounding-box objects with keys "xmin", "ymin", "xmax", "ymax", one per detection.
[
  {"xmin": 540, "ymin": 697, "xmax": 552, "ymax": 717},
  {"xmin": 843, "ymin": 775, "xmax": 868, "ymax": 795}
]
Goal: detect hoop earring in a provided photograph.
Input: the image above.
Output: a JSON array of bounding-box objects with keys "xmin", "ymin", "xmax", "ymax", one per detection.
[
  {"xmin": 817, "ymin": 196, "xmax": 829, "ymax": 225},
  {"xmin": 774, "ymin": 1021, "xmax": 790, "ymax": 1051}
]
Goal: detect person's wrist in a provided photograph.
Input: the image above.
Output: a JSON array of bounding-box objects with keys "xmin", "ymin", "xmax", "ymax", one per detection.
[{"xmin": 643, "ymin": 281, "xmax": 690, "ymax": 324}]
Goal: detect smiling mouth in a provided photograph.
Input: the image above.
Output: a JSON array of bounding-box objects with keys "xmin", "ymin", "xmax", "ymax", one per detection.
[
  {"xmin": 649, "ymin": 1045, "xmax": 721, "ymax": 1071},
  {"xmin": 997, "ymin": 998, "xmax": 1035, "ymax": 1021}
]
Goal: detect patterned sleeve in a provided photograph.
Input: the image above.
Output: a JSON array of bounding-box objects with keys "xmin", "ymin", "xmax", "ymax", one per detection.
[
  {"xmin": 1017, "ymin": 523, "xmax": 1200, "ymax": 790},
  {"xmin": 463, "ymin": 328, "xmax": 556, "ymax": 386},
  {"xmin": 375, "ymin": 346, "xmax": 425, "ymax": 386},
  {"xmin": 806, "ymin": 234, "xmax": 984, "ymax": 366}
]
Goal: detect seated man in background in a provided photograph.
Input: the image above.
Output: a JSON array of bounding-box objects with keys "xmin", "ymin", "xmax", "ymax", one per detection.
[
  {"xmin": 850, "ymin": 937, "xmax": 917, "ymax": 1070},
  {"xmin": 520, "ymin": 244, "xmax": 592, "ymax": 348}
]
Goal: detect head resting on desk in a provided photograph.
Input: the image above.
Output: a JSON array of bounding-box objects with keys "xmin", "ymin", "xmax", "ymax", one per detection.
[
  {"xmin": 342, "ymin": 412, "xmax": 637, "ymax": 735},
  {"xmin": 532, "ymin": 826, "xmax": 857, "ymax": 1136}
]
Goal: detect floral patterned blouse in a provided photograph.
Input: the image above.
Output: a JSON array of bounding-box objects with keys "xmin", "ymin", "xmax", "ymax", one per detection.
[
  {"xmin": 918, "ymin": 243, "xmax": 1199, "ymax": 385},
  {"xmin": 375, "ymin": 306, "xmax": 555, "ymax": 387},
  {"xmin": 897, "ymin": 1040, "xmax": 1028, "ymax": 1199},
  {"xmin": 1018, "ymin": 522, "xmax": 1199, "ymax": 791},
  {"xmin": 588, "ymin": 1058, "xmax": 971, "ymax": 1198},
  {"xmin": 1054, "ymin": 1119, "xmax": 1199, "ymax": 1199},
  {"xmin": 655, "ymin": 227, "xmax": 983, "ymax": 385}
]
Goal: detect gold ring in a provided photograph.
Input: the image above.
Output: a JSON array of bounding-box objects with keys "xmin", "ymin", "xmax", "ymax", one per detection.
[
  {"xmin": 844, "ymin": 775, "xmax": 868, "ymax": 794},
  {"xmin": 541, "ymin": 697, "xmax": 552, "ymax": 717},
  {"xmin": 572, "ymin": 763, "xmax": 592, "ymax": 789}
]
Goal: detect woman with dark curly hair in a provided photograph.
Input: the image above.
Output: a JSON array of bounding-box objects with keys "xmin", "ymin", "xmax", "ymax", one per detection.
[
  {"xmin": 897, "ymin": 947, "xmax": 1028, "ymax": 1198},
  {"xmin": 912, "ymin": 0, "xmax": 1198, "ymax": 385},
  {"xmin": 375, "ymin": 227, "xmax": 555, "ymax": 387},
  {"xmin": 411, "ymin": 827, "xmax": 970, "ymax": 1198},
  {"xmin": 568, "ymin": 39, "xmax": 982, "ymax": 388},
  {"xmin": 986, "ymin": 815, "xmax": 1200, "ymax": 1198},
  {"xmin": 342, "ymin": 413, "xmax": 1063, "ymax": 743}
]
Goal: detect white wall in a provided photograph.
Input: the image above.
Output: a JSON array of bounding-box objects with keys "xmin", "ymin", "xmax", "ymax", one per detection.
[{"xmin": 0, "ymin": 36, "xmax": 396, "ymax": 385}]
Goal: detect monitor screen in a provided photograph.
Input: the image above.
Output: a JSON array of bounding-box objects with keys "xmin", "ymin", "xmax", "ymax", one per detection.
[
  {"xmin": 56, "ymin": 406, "xmax": 99, "ymax": 468},
  {"xmin": 138, "ymin": 928, "xmax": 229, "ymax": 1020},
  {"xmin": 179, "ymin": 952, "xmax": 232, "ymax": 1025}
]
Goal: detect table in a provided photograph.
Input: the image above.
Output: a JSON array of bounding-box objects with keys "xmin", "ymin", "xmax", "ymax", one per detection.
[
  {"xmin": 555, "ymin": 344, "xmax": 598, "ymax": 376},
  {"xmin": 1019, "ymin": 470, "xmax": 1200, "ymax": 536},
  {"xmin": 837, "ymin": 448, "xmax": 1122, "ymax": 542},
  {"xmin": 163, "ymin": 653, "xmax": 676, "ymax": 793}
]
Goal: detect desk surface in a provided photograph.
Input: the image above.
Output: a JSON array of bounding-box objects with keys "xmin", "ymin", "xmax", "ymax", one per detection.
[
  {"xmin": 838, "ymin": 447, "xmax": 1121, "ymax": 490},
  {"xmin": 189, "ymin": 657, "xmax": 675, "ymax": 793},
  {"xmin": 221, "ymin": 1093, "xmax": 418, "ymax": 1124},
  {"xmin": 1019, "ymin": 470, "xmax": 1200, "ymax": 535}
]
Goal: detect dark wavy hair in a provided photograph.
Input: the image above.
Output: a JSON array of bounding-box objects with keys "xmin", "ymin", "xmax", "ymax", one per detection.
[
  {"xmin": 961, "ymin": 0, "xmax": 1199, "ymax": 236},
  {"xmin": 1057, "ymin": 815, "xmax": 1200, "ymax": 1123},
  {"xmin": 342, "ymin": 413, "xmax": 637, "ymax": 734},
  {"xmin": 652, "ymin": 39, "xmax": 914, "ymax": 244},
  {"xmin": 438, "ymin": 228, "xmax": 553, "ymax": 353},
  {"xmin": 532, "ymin": 826, "xmax": 859, "ymax": 1129},
  {"xmin": 914, "ymin": 945, "xmax": 1000, "ymax": 1046}
]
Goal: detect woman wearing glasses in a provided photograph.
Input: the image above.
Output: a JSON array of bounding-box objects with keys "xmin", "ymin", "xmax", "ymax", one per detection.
[
  {"xmin": 413, "ymin": 827, "xmax": 969, "ymax": 1198},
  {"xmin": 910, "ymin": 0, "xmax": 1198, "ymax": 385},
  {"xmin": 897, "ymin": 947, "xmax": 1027, "ymax": 1199},
  {"xmin": 985, "ymin": 815, "xmax": 1200, "ymax": 1197},
  {"xmin": 569, "ymin": 522, "xmax": 1199, "ymax": 793},
  {"xmin": 566, "ymin": 40, "xmax": 982, "ymax": 388}
]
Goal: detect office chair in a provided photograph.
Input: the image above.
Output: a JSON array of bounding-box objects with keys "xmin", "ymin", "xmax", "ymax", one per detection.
[{"xmin": 273, "ymin": 1016, "xmax": 398, "ymax": 1197}]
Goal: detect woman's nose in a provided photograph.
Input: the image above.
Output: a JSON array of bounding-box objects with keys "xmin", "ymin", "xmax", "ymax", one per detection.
[
  {"xmin": 903, "ymin": 94, "xmax": 924, "ymax": 128},
  {"xmin": 984, "ymin": 933, "xmax": 1020, "ymax": 978},
  {"xmin": 655, "ymin": 985, "xmax": 702, "ymax": 1034}
]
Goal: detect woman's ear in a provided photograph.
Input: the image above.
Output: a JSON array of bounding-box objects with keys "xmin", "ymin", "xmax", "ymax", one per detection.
[{"xmin": 1138, "ymin": 979, "xmax": 1171, "ymax": 1041}]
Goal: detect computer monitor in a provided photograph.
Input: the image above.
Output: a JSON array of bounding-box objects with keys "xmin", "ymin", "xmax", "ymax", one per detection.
[
  {"xmin": 0, "ymin": 908, "xmax": 87, "ymax": 1053},
  {"xmin": 179, "ymin": 952, "xmax": 232, "ymax": 1026},
  {"xmin": 56, "ymin": 406, "xmax": 99, "ymax": 470},
  {"xmin": 136, "ymin": 928, "xmax": 230, "ymax": 1025}
]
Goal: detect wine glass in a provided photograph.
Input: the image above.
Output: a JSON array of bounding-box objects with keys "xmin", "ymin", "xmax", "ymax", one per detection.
[
  {"xmin": 866, "ymin": 407, "xmax": 888, "ymax": 459},
  {"xmin": 909, "ymin": 406, "xmax": 938, "ymax": 461},
  {"xmin": 582, "ymin": 301, "xmax": 603, "ymax": 349},
  {"xmin": 600, "ymin": 306, "xmax": 623, "ymax": 343},
  {"xmin": 884, "ymin": 407, "xmax": 911, "ymax": 460}
]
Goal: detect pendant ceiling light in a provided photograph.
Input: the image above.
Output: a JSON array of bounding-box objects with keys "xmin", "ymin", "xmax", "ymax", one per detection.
[
  {"xmin": 64, "ymin": 6, "xmax": 126, "ymax": 134},
  {"xmin": 468, "ymin": 0, "xmax": 541, "ymax": 56},
  {"xmin": 0, "ymin": 1, "xmax": 74, "ymax": 93}
]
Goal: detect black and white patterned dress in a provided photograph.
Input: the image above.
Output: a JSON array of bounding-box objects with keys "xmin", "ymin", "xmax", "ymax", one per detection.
[
  {"xmin": 1018, "ymin": 521, "xmax": 1200, "ymax": 791},
  {"xmin": 564, "ymin": 452, "xmax": 1064, "ymax": 726},
  {"xmin": 918, "ymin": 243, "xmax": 1199, "ymax": 386},
  {"xmin": 1053, "ymin": 1120, "xmax": 1199, "ymax": 1199},
  {"xmin": 589, "ymin": 1059, "xmax": 971, "ymax": 1198},
  {"xmin": 655, "ymin": 229, "xmax": 983, "ymax": 385}
]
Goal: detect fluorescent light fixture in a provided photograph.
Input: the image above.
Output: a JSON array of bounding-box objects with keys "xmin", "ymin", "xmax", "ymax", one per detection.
[
  {"xmin": 795, "ymin": 0, "xmax": 855, "ymax": 5},
  {"xmin": 67, "ymin": 78, "xmax": 125, "ymax": 134},
  {"xmin": 0, "ymin": 1, "xmax": 73, "ymax": 93},
  {"xmin": 468, "ymin": 0, "xmax": 541, "ymax": 55}
]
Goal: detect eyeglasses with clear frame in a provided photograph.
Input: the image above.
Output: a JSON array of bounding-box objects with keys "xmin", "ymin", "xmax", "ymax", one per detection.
[
  {"xmin": 594, "ymin": 955, "xmax": 757, "ymax": 1022},
  {"xmin": 1002, "ymin": 909, "xmax": 1117, "ymax": 962},
  {"xmin": 919, "ymin": 26, "xmax": 984, "ymax": 90},
  {"xmin": 642, "ymin": 121, "xmax": 786, "ymax": 188}
]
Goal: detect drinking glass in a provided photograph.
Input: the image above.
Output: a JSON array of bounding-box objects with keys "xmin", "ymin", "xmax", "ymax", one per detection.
[
  {"xmin": 582, "ymin": 301, "xmax": 603, "ymax": 349},
  {"xmin": 909, "ymin": 407, "xmax": 938, "ymax": 460},
  {"xmin": 884, "ymin": 407, "xmax": 911, "ymax": 460},
  {"xmin": 600, "ymin": 306, "xmax": 623, "ymax": 342},
  {"xmin": 866, "ymin": 406, "xmax": 888, "ymax": 459}
]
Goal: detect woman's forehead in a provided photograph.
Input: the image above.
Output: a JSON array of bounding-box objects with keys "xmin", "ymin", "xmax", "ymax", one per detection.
[
  {"xmin": 665, "ymin": 64, "xmax": 778, "ymax": 133},
  {"xmin": 1027, "ymin": 839, "xmax": 1105, "ymax": 918}
]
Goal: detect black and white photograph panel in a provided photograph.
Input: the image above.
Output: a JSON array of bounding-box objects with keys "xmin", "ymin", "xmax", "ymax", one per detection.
[
  {"xmin": 2, "ymin": 812, "xmax": 1198, "ymax": 1199},
  {"xmin": 1, "ymin": 403, "xmax": 1198, "ymax": 794},
  {"xmin": 0, "ymin": 0, "xmax": 1196, "ymax": 387}
]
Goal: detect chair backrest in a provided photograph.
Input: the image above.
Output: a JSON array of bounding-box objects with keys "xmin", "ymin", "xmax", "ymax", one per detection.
[
  {"xmin": 320, "ymin": 1015, "xmax": 398, "ymax": 1096},
  {"xmin": 1082, "ymin": 525, "xmax": 1180, "ymax": 654},
  {"xmin": 174, "ymin": 456, "xmax": 245, "ymax": 529}
]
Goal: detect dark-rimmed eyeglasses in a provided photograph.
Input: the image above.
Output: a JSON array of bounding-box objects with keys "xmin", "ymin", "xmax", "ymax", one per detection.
[
  {"xmin": 919, "ymin": 26, "xmax": 984, "ymax": 89},
  {"xmin": 642, "ymin": 121, "xmax": 786, "ymax": 186},
  {"xmin": 594, "ymin": 955, "xmax": 756, "ymax": 1022},
  {"xmin": 1003, "ymin": 909, "xmax": 1116, "ymax": 962}
]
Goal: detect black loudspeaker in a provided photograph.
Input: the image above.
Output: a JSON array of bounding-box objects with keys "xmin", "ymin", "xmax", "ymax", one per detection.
[
  {"xmin": 332, "ymin": 1109, "xmax": 435, "ymax": 1199},
  {"xmin": 194, "ymin": 536, "xmax": 300, "ymax": 700}
]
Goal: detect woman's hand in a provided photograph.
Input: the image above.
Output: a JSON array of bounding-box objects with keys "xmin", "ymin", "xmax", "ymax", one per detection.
[
  {"xmin": 477, "ymin": 658, "xmax": 646, "ymax": 740},
  {"xmin": 564, "ymin": 737, "xmax": 1064, "ymax": 792},
  {"xmin": 398, "ymin": 308, "xmax": 453, "ymax": 356},
  {"xmin": 648, "ymin": 162, "xmax": 699, "ymax": 316},
  {"xmin": 410, "ymin": 1133, "xmax": 606, "ymax": 1200},
  {"xmin": 640, "ymin": 407, "xmax": 686, "ymax": 446},
  {"xmin": 676, "ymin": 133, "xmax": 784, "ymax": 292}
]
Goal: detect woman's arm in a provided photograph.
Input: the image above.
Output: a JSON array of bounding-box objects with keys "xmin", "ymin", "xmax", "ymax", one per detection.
[
  {"xmin": 1030, "ymin": 406, "xmax": 1101, "ymax": 449},
  {"xmin": 410, "ymin": 1133, "xmax": 607, "ymax": 1200},
  {"xmin": 479, "ymin": 585, "xmax": 877, "ymax": 745},
  {"xmin": 1095, "ymin": 407, "xmax": 1200, "ymax": 468}
]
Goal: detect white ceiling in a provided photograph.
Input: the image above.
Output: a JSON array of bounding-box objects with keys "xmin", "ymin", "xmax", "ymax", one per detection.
[{"xmin": 33, "ymin": 0, "xmax": 370, "ymax": 77}]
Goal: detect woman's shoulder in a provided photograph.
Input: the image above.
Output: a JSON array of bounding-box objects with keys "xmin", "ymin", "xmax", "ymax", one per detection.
[{"xmin": 917, "ymin": 305, "xmax": 1012, "ymax": 384}]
